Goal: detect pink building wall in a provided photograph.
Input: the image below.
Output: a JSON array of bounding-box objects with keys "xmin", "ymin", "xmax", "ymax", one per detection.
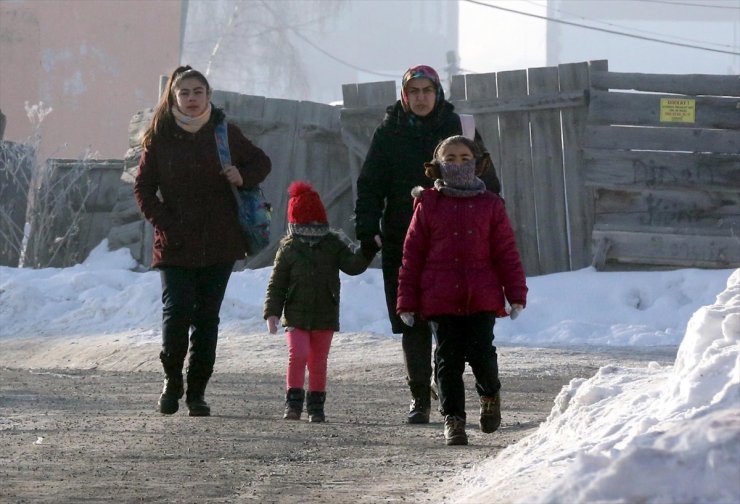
[{"xmin": 0, "ymin": 0, "xmax": 183, "ymax": 161}]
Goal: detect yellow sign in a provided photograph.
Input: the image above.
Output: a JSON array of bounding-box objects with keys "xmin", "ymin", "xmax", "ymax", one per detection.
[{"xmin": 659, "ymin": 98, "xmax": 695, "ymax": 123}]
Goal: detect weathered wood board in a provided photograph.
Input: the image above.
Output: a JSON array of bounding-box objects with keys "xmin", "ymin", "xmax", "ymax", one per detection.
[{"xmin": 585, "ymin": 69, "xmax": 739, "ymax": 270}]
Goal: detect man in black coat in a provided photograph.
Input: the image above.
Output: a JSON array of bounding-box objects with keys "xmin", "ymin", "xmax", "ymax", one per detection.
[{"xmin": 354, "ymin": 65, "xmax": 500, "ymax": 424}]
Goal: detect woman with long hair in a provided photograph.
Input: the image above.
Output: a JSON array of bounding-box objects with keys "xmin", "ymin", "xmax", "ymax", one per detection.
[{"xmin": 135, "ymin": 65, "xmax": 271, "ymax": 416}]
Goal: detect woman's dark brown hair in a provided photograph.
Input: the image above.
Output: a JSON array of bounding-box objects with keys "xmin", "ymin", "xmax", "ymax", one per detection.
[
  {"xmin": 141, "ymin": 66, "xmax": 211, "ymax": 148},
  {"xmin": 424, "ymin": 135, "xmax": 491, "ymax": 179}
]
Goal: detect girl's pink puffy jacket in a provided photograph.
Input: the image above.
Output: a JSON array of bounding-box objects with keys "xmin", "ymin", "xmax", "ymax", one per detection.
[{"xmin": 397, "ymin": 188, "xmax": 527, "ymax": 319}]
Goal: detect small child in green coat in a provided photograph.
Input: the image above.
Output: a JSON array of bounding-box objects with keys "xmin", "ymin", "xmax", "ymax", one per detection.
[{"xmin": 264, "ymin": 181, "xmax": 374, "ymax": 422}]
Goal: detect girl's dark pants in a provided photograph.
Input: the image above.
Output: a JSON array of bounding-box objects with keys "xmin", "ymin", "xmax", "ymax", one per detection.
[
  {"xmin": 158, "ymin": 263, "xmax": 234, "ymax": 397},
  {"xmin": 432, "ymin": 311, "xmax": 501, "ymax": 420}
]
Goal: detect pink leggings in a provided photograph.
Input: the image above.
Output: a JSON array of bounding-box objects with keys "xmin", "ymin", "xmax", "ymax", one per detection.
[{"xmin": 285, "ymin": 328, "xmax": 334, "ymax": 392}]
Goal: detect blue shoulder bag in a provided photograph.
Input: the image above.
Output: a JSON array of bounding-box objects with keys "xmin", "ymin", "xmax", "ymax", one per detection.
[{"xmin": 215, "ymin": 120, "xmax": 272, "ymax": 256}]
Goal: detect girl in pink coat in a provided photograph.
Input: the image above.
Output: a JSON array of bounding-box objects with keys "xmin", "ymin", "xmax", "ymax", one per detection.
[{"xmin": 396, "ymin": 135, "xmax": 527, "ymax": 446}]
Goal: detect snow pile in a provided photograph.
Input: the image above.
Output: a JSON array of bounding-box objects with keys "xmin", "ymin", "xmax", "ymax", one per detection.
[
  {"xmin": 450, "ymin": 270, "xmax": 740, "ymax": 504},
  {"xmin": 0, "ymin": 241, "xmax": 732, "ymax": 349}
]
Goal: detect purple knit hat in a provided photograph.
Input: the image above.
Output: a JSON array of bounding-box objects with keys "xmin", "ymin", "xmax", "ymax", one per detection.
[{"xmin": 400, "ymin": 65, "xmax": 445, "ymax": 113}]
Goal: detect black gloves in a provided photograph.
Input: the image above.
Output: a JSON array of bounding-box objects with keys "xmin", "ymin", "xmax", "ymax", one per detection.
[{"xmin": 360, "ymin": 239, "xmax": 381, "ymax": 260}]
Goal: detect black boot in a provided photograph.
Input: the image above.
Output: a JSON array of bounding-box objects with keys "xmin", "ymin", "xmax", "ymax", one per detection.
[
  {"xmin": 407, "ymin": 382, "xmax": 431, "ymax": 424},
  {"xmin": 158, "ymin": 352, "xmax": 184, "ymax": 415},
  {"xmin": 284, "ymin": 388, "xmax": 305, "ymax": 420},
  {"xmin": 306, "ymin": 391, "xmax": 326, "ymax": 423},
  {"xmin": 157, "ymin": 374, "xmax": 184, "ymax": 415},
  {"xmin": 186, "ymin": 391, "xmax": 211, "ymax": 417},
  {"xmin": 185, "ymin": 373, "xmax": 211, "ymax": 417}
]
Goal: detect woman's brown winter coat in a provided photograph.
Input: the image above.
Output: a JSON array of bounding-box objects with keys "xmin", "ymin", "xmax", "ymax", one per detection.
[
  {"xmin": 264, "ymin": 233, "xmax": 371, "ymax": 331},
  {"xmin": 134, "ymin": 108, "xmax": 271, "ymax": 268}
]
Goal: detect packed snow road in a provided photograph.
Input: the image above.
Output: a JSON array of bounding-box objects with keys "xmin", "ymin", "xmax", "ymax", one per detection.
[{"xmin": 0, "ymin": 335, "xmax": 675, "ymax": 503}]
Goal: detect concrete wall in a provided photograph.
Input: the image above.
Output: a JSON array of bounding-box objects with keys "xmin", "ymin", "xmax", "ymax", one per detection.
[{"xmin": 0, "ymin": 0, "xmax": 184, "ymax": 162}]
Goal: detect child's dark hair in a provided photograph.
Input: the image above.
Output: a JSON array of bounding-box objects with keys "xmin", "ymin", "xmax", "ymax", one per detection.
[
  {"xmin": 424, "ymin": 135, "xmax": 492, "ymax": 179},
  {"xmin": 141, "ymin": 66, "xmax": 211, "ymax": 148}
]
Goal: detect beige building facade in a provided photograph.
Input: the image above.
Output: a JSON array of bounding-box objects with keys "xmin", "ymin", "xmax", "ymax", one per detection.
[{"xmin": 0, "ymin": 0, "xmax": 184, "ymax": 161}]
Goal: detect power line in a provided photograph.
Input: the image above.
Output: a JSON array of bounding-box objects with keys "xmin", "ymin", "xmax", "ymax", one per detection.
[
  {"xmin": 256, "ymin": 0, "xmax": 401, "ymax": 79},
  {"xmin": 462, "ymin": 0, "xmax": 740, "ymax": 56},
  {"xmin": 521, "ymin": 0, "xmax": 737, "ymax": 49},
  {"xmin": 289, "ymin": 29, "xmax": 400, "ymax": 78},
  {"xmin": 634, "ymin": 0, "xmax": 740, "ymax": 9}
]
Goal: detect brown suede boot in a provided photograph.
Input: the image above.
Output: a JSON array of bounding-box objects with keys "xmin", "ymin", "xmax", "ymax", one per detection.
[
  {"xmin": 444, "ymin": 415, "xmax": 468, "ymax": 446},
  {"xmin": 479, "ymin": 393, "xmax": 501, "ymax": 433}
]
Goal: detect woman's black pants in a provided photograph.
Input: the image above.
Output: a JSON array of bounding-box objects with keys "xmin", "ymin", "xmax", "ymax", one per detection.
[
  {"xmin": 383, "ymin": 261, "xmax": 433, "ymax": 399},
  {"xmin": 158, "ymin": 263, "xmax": 234, "ymax": 389}
]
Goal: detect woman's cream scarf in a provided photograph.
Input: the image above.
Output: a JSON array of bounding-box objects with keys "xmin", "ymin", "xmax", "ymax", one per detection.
[{"xmin": 172, "ymin": 103, "xmax": 212, "ymax": 133}]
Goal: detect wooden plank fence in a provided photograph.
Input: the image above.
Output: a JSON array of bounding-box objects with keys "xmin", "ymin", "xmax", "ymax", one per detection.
[
  {"xmin": 339, "ymin": 61, "xmax": 739, "ymax": 275},
  {"xmin": 0, "ymin": 141, "xmax": 34, "ymax": 266},
  {"xmin": 585, "ymin": 71, "xmax": 740, "ymax": 269},
  {"xmin": 340, "ymin": 62, "xmax": 604, "ymax": 277},
  {"xmin": 442, "ymin": 61, "xmax": 605, "ymax": 276},
  {"xmin": 218, "ymin": 92, "xmax": 351, "ymax": 268},
  {"xmin": 22, "ymin": 159, "xmax": 123, "ymax": 268},
  {"xmin": 44, "ymin": 61, "xmax": 739, "ymax": 273}
]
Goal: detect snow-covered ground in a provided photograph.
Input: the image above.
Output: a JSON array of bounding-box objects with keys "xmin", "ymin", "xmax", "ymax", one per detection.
[{"xmin": 1, "ymin": 241, "xmax": 738, "ymax": 503}]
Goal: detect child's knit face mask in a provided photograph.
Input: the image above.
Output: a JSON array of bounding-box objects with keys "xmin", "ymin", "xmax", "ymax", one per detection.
[{"xmin": 440, "ymin": 158, "xmax": 477, "ymax": 189}]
